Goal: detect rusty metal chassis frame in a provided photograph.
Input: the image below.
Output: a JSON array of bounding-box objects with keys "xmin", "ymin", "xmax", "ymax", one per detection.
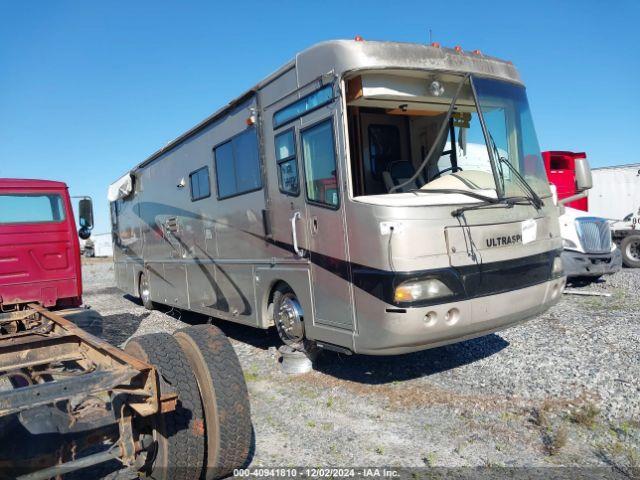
[{"xmin": 0, "ymin": 304, "xmax": 173, "ymax": 477}]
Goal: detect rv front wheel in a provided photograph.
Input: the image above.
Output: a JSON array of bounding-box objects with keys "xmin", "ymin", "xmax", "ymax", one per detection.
[{"xmin": 272, "ymin": 286, "xmax": 307, "ymax": 350}]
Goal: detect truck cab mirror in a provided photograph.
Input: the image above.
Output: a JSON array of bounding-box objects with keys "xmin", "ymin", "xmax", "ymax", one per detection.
[
  {"xmin": 78, "ymin": 198, "xmax": 94, "ymax": 232},
  {"xmin": 574, "ymin": 157, "xmax": 593, "ymax": 192},
  {"xmin": 78, "ymin": 227, "xmax": 91, "ymax": 240}
]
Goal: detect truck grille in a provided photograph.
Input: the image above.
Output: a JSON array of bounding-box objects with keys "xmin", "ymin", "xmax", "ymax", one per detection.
[{"xmin": 576, "ymin": 217, "xmax": 612, "ymax": 254}]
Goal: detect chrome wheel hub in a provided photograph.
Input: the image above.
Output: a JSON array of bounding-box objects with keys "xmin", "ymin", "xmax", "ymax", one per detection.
[
  {"xmin": 628, "ymin": 240, "xmax": 640, "ymax": 260},
  {"xmin": 276, "ymin": 295, "xmax": 304, "ymax": 342},
  {"xmin": 140, "ymin": 277, "xmax": 150, "ymax": 303}
]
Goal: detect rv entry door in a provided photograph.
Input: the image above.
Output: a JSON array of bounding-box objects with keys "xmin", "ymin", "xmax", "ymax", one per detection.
[{"xmin": 299, "ymin": 114, "xmax": 354, "ymax": 331}]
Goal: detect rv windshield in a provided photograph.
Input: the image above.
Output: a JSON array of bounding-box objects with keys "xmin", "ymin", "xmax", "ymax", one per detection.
[
  {"xmin": 346, "ymin": 71, "xmax": 551, "ymax": 203},
  {"xmin": 472, "ymin": 77, "xmax": 551, "ymax": 199}
]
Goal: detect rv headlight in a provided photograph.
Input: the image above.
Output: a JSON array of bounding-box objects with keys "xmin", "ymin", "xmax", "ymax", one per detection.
[
  {"xmin": 394, "ymin": 279, "xmax": 453, "ymax": 303},
  {"xmin": 552, "ymin": 257, "xmax": 564, "ymax": 276},
  {"xmin": 563, "ymin": 238, "xmax": 577, "ymax": 249}
]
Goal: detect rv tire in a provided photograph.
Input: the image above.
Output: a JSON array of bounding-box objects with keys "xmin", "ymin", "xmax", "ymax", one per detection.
[
  {"xmin": 272, "ymin": 285, "xmax": 316, "ymax": 353},
  {"xmin": 124, "ymin": 333, "xmax": 205, "ymax": 480}
]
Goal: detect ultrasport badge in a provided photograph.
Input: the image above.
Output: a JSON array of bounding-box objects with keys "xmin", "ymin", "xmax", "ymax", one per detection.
[
  {"xmin": 484, "ymin": 220, "xmax": 538, "ymax": 249},
  {"xmin": 485, "ymin": 234, "xmax": 522, "ymax": 248}
]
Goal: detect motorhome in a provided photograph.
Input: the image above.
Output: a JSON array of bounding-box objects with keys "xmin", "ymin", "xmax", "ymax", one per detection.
[{"xmin": 110, "ymin": 39, "xmax": 566, "ymax": 355}]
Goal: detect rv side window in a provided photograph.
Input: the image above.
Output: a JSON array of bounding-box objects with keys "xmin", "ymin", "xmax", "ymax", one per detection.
[
  {"xmin": 214, "ymin": 127, "xmax": 262, "ymax": 199},
  {"xmin": 189, "ymin": 166, "xmax": 211, "ymax": 201},
  {"xmin": 275, "ymin": 130, "xmax": 299, "ymax": 196},
  {"xmin": 301, "ymin": 119, "xmax": 339, "ymax": 208},
  {"xmin": 273, "ymin": 85, "xmax": 333, "ymax": 129}
]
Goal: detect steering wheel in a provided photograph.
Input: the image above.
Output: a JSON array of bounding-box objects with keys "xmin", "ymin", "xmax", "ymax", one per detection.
[{"xmin": 431, "ymin": 166, "xmax": 462, "ymax": 180}]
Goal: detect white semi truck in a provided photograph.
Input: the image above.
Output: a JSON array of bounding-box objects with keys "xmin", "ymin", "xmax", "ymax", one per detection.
[
  {"xmin": 558, "ymin": 207, "xmax": 622, "ymax": 277},
  {"xmin": 544, "ymin": 152, "xmax": 622, "ymax": 278}
]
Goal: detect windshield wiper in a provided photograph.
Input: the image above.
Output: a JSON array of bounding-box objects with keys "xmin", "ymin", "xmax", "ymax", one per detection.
[
  {"xmin": 409, "ymin": 188, "xmax": 500, "ymax": 204},
  {"xmin": 450, "ymin": 195, "xmax": 538, "ymax": 217},
  {"xmin": 496, "ymin": 155, "xmax": 544, "ymax": 209},
  {"xmin": 487, "ymin": 133, "xmax": 544, "ymax": 210},
  {"xmin": 409, "ymin": 188, "xmax": 536, "ymax": 217}
]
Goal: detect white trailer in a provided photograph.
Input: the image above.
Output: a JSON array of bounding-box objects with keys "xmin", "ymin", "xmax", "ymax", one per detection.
[
  {"xmin": 585, "ymin": 163, "xmax": 640, "ymax": 267},
  {"xmin": 91, "ymin": 232, "xmax": 114, "ymax": 257},
  {"xmin": 588, "ymin": 163, "xmax": 640, "ymax": 220}
]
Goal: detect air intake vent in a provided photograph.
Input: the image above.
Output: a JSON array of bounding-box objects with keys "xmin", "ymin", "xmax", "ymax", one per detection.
[{"xmin": 576, "ymin": 217, "xmax": 612, "ymax": 254}]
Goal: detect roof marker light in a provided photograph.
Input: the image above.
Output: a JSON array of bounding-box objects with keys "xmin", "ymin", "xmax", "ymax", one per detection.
[
  {"xmin": 472, "ymin": 49, "xmax": 482, "ymax": 55},
  {"xmin": 430, "ymin": 42, "xmax": 441, "ymax": 48},
  {"xmin": 246, "ymin": 108, "xmax": 257, "ymax": 126},
  {"xmin": 354, "ymin": 35, "xmax": 364, "ymax": 42},
  {"xmin": 454, "ymin": 45, "xmax": 463, "ymax": 53}
]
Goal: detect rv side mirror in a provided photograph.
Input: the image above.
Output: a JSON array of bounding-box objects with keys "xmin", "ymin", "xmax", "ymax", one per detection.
[
  {"xmin": 574, "ymin": 157, "xmax": 593, "ymax": 192},
  {"xmin": 78, "ymin": 198, "xmax": 94, "ymax": 231}
]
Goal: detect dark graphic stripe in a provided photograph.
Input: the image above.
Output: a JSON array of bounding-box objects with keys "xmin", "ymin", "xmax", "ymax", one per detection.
[{"xmin": 117, "ymin": 201, "xmax": 560, "ymax": 310}]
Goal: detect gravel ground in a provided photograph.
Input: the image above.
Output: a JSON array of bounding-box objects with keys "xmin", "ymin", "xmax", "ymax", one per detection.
[{"xmin": 82, "ymin": 259, "xmax": 640, "ymax": 473}]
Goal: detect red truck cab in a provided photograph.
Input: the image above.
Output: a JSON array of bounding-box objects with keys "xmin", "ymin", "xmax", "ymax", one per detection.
[
  {"xmin": 0, "ymin": 179, "xmax": 93, "ymax": 309},
  {"xmin": 542, "ymin": 151, "xmax": 589, "ymax": 211}
]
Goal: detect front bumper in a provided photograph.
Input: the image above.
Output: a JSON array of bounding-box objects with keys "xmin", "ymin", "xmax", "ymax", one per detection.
[
  {"xmin": 561, "ymin": 249, "xmax": 622, "ymax": 277},
  {"xmin": 353, "ymin": 277, "xmax": 566, "ymax": 355}
]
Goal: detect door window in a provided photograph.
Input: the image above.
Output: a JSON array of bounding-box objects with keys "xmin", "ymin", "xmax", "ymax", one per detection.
[
  {"xmin": 301, "ymin": 120, "xmax": 339, "ymax": 208},
  {"xmin": 275, "ymin": 129, "xmax": 299, "ymax": 196}
]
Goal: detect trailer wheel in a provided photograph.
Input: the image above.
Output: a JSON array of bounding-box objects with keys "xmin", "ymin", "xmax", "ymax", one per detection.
[
  {"xmin": 621, "ymin": 234, "xmax": 640, "ymax": 268},
  {"xmin": 124, "ymin": 333, "xmax": 205, "ymax": 480},
  {"xmin": 139, "ymin": 272, "xmax": 155, "ymax": 310},
  {"xmin": 174, "ymin": 325, "xmax": 252, "ymax": 480}
]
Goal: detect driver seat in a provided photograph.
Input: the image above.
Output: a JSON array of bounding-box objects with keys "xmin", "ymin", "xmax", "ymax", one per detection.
[{"xmin": 383, "ymin": 161, "xmax": 419, "ymax": 193}]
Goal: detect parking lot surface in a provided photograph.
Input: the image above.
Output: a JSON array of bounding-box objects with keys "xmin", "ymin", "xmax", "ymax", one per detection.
[{"xmin": 83, "ymin": 259, "xmax": 639, "ymax": 472}]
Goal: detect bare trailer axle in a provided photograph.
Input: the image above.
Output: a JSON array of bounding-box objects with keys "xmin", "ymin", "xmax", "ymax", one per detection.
[{"xmin": 0, "ymin": 305, "xmax": 252, "ymax": 479}]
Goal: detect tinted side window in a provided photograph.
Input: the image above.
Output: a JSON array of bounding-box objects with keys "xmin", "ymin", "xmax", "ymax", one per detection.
[
  {"xmin": 234, "ymin": 129, "xmax": 261, "ymax": 193},
  {"xmin": 214, "ymin": 128, "xmax": 262, "ymax": 199},
  {"xmin": 301, "ymin": 120, "xmax": 339, "ymax": 208},
  {"xmin": 189, "ymin": 167, "xmax": 210, "ymax": 201},
  {"xmin": 273, "ymin": 85, "xmax": 333, "ymax": 129},
  {"xmin": 214, "ymin": 141, "xmax": 236, "ymax": 199},
  {"xmin": 275, "ymin": 130, "xmax": 299, "ymax": 196}
]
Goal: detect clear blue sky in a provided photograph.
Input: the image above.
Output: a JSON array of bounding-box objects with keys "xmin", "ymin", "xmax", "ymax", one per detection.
[{"xmin": 1, "ymin": 0, "xmax": 638, "ymax": 233}]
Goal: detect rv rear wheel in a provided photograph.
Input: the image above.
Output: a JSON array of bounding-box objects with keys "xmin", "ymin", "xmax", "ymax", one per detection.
[
  {"xmin": 139, "ymin": 272, "xmax": 155, "ymax": 310},
  {"xmin": 173, "ymin": 325, "xmax": 253, "ymax": 479},
  {"xmin": 621, "ymin": 234, "xmax": 640, "ymax": 268},
  {"xmin": 124, "ymin": 333, "xmax": 206, "ymax": 480}
]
